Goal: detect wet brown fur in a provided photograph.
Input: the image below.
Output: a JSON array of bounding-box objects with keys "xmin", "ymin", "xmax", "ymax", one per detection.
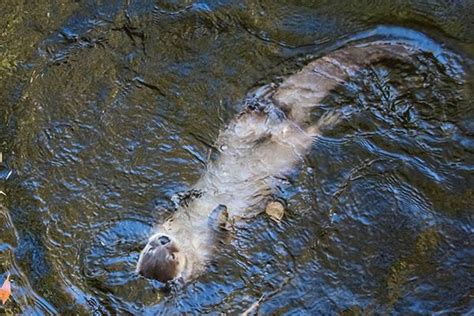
[{"xmin": 136, "ymin": 42, "xmax": 419, "ymax": 283}]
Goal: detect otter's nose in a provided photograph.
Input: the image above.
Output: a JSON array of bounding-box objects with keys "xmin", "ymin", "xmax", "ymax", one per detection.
[{"xmin": 158, "ymin": 235, "xmax": 171, "ymax": 245}]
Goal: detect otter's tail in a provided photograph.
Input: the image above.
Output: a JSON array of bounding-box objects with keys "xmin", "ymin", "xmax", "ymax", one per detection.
[{"xmin": 272, "ymin": 42, "xmax": 419, "ymax": 124}]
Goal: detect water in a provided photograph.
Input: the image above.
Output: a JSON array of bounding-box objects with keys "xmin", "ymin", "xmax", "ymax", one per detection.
[{"xmin": 0, "ymin": 0, "xmax": 473, "ymax": 314}]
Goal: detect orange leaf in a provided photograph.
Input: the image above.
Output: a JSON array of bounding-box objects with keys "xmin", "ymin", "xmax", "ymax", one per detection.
[{"xmin": 0, "ymin": 273, "xmax": 11, "ymax": 304}]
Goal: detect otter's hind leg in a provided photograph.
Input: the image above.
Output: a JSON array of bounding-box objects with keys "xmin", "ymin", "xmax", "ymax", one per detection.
[
  {"xmin": 272, "ymin": 43, "xmax": 417, "ymax": 125},
  {"xmin": 306, "ymin": 111, "xmax": 342, "ymax": 137}
]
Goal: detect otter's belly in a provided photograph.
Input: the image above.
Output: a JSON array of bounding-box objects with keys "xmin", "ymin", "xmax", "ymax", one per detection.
[{"xmin": 137, "ymin": 41, "xmax": 422, "ymax": 283}]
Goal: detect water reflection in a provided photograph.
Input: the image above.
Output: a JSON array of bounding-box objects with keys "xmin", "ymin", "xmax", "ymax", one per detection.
[{"xmin": 0, "ymin": 0, "xmax": 472, "ymax": 314}]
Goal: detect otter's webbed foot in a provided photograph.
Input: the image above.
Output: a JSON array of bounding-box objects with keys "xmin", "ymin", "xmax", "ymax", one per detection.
[{"xmin": 241, "ymin": 83, "xmax": 277, "ymax": 110}]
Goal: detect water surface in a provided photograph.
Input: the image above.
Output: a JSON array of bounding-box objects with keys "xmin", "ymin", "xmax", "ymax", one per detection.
[{"xmin": 0, "ymin": 0, "xmax": 473, "ymax": 314}]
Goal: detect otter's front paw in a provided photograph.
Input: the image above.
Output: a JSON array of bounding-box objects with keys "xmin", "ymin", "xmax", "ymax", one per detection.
[
  {"xmin": 209, "ymin": 204, "xmax": 233, "ymax": 231},
  {"xmin": 171, "ymin": 189, "xmax": 203, "ymax": 209}
]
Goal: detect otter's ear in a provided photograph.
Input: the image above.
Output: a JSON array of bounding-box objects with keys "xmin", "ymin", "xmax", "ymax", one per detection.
[{"xmin": 208, "ymin": 204, "xmax": 230, "ymax": 231}]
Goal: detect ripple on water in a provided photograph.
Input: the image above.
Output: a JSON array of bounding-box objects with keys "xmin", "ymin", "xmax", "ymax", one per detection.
[{"xmin": 1, "ymin": 0, "xmax": 472, "ymax": 313}]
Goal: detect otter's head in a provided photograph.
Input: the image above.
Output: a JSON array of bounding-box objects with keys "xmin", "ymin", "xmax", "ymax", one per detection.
[
  {"xmin": 136, "ymin": 233, "xmax": 185, "ymax": 283},
  {"xmin": 136, "ymin": 203, "xmax": 228, "ymax": 283}
]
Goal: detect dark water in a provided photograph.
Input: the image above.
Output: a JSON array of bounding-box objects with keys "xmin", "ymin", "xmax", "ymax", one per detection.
[{"xmin": 1, "ymin": 0, "xmax": 473, "ymax": 314}]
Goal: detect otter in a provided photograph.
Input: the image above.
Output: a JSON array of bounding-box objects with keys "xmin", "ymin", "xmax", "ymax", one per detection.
[{"xmin": 136, "ymin": 42, "xmax": 418, "ymax": 283}]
